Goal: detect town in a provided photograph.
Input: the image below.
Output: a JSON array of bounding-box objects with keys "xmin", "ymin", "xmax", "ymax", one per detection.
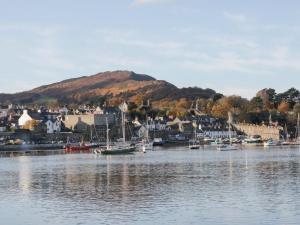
[{"xmin": 1, "ymin": 91, "xmax": 298, "ymax": 152}]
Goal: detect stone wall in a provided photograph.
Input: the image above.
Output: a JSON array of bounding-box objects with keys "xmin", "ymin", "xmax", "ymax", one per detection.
[{"xmin": 234, "ymin": 123, "xmax": 280, "ymax": 140}]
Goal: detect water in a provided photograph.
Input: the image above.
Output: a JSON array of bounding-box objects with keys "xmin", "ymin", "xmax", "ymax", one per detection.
[{"xmin": 1, "ymin": 146, "xmax": 300, "ymax": 225}]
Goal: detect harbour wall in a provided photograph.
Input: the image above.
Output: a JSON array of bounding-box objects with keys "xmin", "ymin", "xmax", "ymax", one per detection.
[{"xmin": 234, "ymin": 123, "xmax": 280, "ymax": 141}]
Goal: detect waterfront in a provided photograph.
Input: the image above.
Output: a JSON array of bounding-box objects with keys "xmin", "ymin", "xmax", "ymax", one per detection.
[{"xmin": 1, "ymin": 147, "xmax": 300, "ymax": 225}]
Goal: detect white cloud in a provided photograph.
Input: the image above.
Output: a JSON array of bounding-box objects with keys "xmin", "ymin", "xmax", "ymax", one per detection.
[
  {"xmin": 96, "ymin": 28, "xmax": 185, "ymax": 51},
  {"xmin": 181, "ymin": 48, "xmax": 300, "ymax": 74},
  {"xmin": 223, "ymin": 11, "xmax": 247, "ymax": 23}
]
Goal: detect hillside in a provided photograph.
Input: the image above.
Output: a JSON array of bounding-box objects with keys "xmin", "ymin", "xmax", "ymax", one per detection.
[{"xmin": 0, "ymin": 71, "xmax": 219, "ymax": 105}]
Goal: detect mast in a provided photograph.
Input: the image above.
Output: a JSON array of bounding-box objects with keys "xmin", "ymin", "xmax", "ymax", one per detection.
[
  {"xmin": 284, "ymin": 123, "xmax": 288, "ymax": 141},
  {"xmin": 90, "ymin": 126, "xmax": 93, "ymax": 143},
  {"xmin": 297, "ymin": 113, "xmax": 300, "ymax": 140},
  {"xmin": 106, "ymin": 118, "xmax": 109, "ymax": 150},
  {"xmin": 145, "ymin": 114, "xmax": 149, "ymax": 142},
  {"xmin": 193, "ymin": 120, "xmax": 197, "ymax": 141},
  {"xmin": 228, "ymin": 112, "xmax": 232, "ymax": 146},
  {"xmin": 122, "ymin": 110, "xmax": 126, "ymax": 144}
]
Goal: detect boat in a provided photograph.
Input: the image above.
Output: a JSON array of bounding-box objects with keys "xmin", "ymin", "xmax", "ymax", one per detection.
[
  {"xmin": 100, "ymin": 143, "xmax": 136, "ymax": 155},
  {"xmin": 203, "ymin": 137, "xmax": 215, "ymax": 144},
  {"xmin": 153, "ymin": 138, "xmax": 164, "ymax": 146},
  {"xmin": 137, "ymin": 116, "xmax": 153, "ymax": 152},
  {"xmin": 242, "ymin": 135, "xmax": 262, "ymax": 146},
  {"xmin": 189, "ymin": 121, "xmax": 201, "ymax": 149},
  {"xmin": 95, "ymin": 104, "xmax": 136, "ymax": 155},
  {"xmin": 217, "ymin": 144, "xmax": 238, "ymax": 151},
  {"xmin": 64, "ymin": 145, "xmax": 90, "ymax": 153},
  {"xmin": 64, "ymin": 137, "xmax": 91, "ymax": 153},
  {"xmin": 217, "ymin": 112, "xmax": 238, "ymax": 151},
  {"xmin": 137, "ymin": 140, "xmax": 153, "ymax": 152},
  {"xmin": 296, "ymin": 113, "xmax": 300, "ymax": 145},
  {"xmin": 189, "ymin": 141, "xmax": 201, "ymax": 149},
  {"xmin": 263, "ymin": 139, "xmax": 279, "ymax": 147}
]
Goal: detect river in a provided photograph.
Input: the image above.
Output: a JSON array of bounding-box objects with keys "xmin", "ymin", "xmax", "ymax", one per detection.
[{"xmin": 1, "ymin": 146, "xmax": 300, "ymax": 225}]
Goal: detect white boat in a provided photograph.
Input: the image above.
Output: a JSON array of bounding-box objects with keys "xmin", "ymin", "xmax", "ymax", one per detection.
[
  {"xmin": 296, "ymin": 114, "xmax": 300, "ymax": 145},
  {"xmin": 217, "ymin": 112, "xmax": 239, "ymax": 151},
  {"xmin": 217, "ymin": 144, "xmax": 238, "ymax": 151},
  {"xmin": 189, "ymin": 142, "xmax": 201, "ymax": 149},
  {"xmin": 263, "ymin": 139, "xmax": 279, "ymax": 147},
  {"xmin": 189, "ymin": 122, "xmax": 201, "ymax": 149},
  {"xmin": 242, "ymin": 135, "xmax": 262, "ymax": 146},
  {"xmin": 153, "ymin": 138, "xmax": 164, "ymax": 146},
  {"xmin": 137, "ymin": 140, "xmax": 153, "ymax": 151},
  {"xmin": 137, "ymin": 116, "xmax": 153, "ymax": 152}
]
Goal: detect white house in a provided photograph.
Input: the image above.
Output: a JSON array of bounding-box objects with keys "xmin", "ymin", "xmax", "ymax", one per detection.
[
  {"xmin": 94, "ymin": 106, "xmax": 104, "ymax": 114},
  {"xmin": 18, "ymin": 110, "xmax": 42, "ymax": 127},
  {"xmin": 137, "ymin": 125, "xmax": 147, "ymax": 138},
  {"xmin": 0, "ymin": 106, "xmax": 9, "ymax": 118},
  {"xmin": 59, "ymin": 106, "xmax": 69, "ymax": 114},
  {"xmin": 45, "ymin": 119, "xmax": 61, "ymax": 134}
]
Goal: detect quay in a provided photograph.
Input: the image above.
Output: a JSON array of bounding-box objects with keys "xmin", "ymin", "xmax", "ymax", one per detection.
[{"xmin": 0, "ymin": 143, "xmax": 65, "ymax": 152}]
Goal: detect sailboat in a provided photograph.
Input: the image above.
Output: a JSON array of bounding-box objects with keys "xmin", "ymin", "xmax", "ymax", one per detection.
[
  {"xmin": 296, "ymin": 113, "xmax": 300, "ymax": 145},
  {"xmin": 96, "ymin": 105, "xmax": 136, "ymax": 155},
  {"xmin": 217, "ymin": 112, "xmax": 238, "ymax": 151},
  {"xmin": 189, "ymin": 121, "xmax": 200, "ymax": 149},
  {"xmin": 281, "ymin": 124, "xmax": 290, "ymax": 145},
  {"xmin": 138, "ymin": 116, "xmax": 153, "ymax": 152}
]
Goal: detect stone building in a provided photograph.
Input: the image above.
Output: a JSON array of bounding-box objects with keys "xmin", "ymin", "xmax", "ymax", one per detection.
[
  {"xmin": 234, "ymin": 123, "xmax": 281, "ymax": 141},
  {"xmin": 63, "ymin": 113, "xmax": 116, "ymax": 132}
]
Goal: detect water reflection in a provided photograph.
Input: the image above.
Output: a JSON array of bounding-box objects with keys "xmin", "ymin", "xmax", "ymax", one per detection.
[
  {"xmin": 1, "ymin": 148, "xmax": 300, "ymax": 225},
  {"xmin": 18, "ymin": 156, "xmax": 32, "ymax": 195}
]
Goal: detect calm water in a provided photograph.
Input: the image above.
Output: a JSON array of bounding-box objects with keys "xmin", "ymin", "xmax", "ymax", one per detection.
[{"xmin": 1, "ymin": 146, "xmax": 300, "ymax": 225}]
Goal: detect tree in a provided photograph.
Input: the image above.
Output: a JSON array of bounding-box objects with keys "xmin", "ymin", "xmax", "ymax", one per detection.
[
  {"xmin": 277, "ymin": 101, "xmax": 289, "ymax": 113},
  {"xmin": 22, "ymin": 120, "xmax": 41, "ymax": 131},
  {"xmin": 248, "ymin": 97, "xmax": 264, "ymax": 112},
  {"xmin": 211, "ymin": 96, "xmax": 248, "ymax": 119},
  {"xmin": 256, "ymin": 88, "xmax": 276, "ymax": 110},
  {"xmin": 276, "ymin": 88, "xmax": 300, "ymax": 108},
  {"xmin": 293, "ymin": 102, "xmax": 300, "ymax": 115}
]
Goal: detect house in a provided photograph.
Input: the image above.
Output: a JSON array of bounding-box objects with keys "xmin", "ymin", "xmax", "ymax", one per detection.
[
  {"xmin": 94, "ymin": 106, "xmax": 104, "ymax": 114},
  {"xmin": 63, "ymin": 113, "xmax": 116, "ymax": 132},
  {"xmin": 59, "ymin": 106, "xmax": 69, "ymax": 114},
  {"xmin": 0, "ymin": 104, "xmax": 12, "ymax": 118},
  {"xmin": 137, "ymin": 125, "xmax": 147, "ymax": 138},
  {"xmin": 18, "ymin": 110, "xmax": 43, "ymax": 129},
  {"xmin": 166, "ymin": 118, "xmax": 191, "ymax": 132},
  {"xmin": 45, "ymin": 119, "xmax": 62, "ymax": 134}
]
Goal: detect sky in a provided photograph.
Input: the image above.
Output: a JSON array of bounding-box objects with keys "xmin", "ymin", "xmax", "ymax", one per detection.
[{"xmin": 1, "ymin": 0, "xmax": 300, "ymax": 99}]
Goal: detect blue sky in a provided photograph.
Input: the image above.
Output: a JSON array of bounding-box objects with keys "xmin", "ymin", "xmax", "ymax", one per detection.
[{"xmin": 1, "ymin": 0, "xmax": 300, "ymax": 98}]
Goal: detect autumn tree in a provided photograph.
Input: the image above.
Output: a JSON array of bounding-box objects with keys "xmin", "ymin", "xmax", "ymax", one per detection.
[
  {"xmin": 22, "ymin": 120, "xmax": 41, "ymax": 131},
  {"xmin": 212, "ymin": 96, "xmax": 248, "ymax": 119},
  {"xmin": 248, "ymin": 97, "xmax": 264, "ymax": 113},
  {"xmin": 277, "ymin": 101, "xmax": 289, "ymax": 113}
]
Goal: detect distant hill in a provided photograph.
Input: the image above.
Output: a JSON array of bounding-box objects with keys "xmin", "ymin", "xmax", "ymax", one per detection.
[{"xmin": 0, "ymin": 70, "xmax": 219, "ymax": 105}]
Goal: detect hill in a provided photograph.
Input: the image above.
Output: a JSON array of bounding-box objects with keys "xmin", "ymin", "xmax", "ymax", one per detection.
[{"xmin": 0, "ymin": 71, "xmax": 219, "ymax": 105}]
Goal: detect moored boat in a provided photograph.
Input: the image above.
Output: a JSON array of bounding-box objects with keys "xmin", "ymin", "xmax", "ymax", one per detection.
[
  {"xmin": 217, "ymin": 112, "xmax": 239, "ymax": 151},
  {"xmin": 263, "ymin": 139, "xmax": 280, "ymax": 147},
  {"xmin": 217, "ymin": 144, "xmax": 238, "ymax": 151},
  {"xmin": 64, "ymin": 144, "xmax": 90, "ymax": 153},
  {"xmin": 153, "ymin": 138, "xmax": 164, "ymax": 146},
  {"xmin": 95, "ymin": 103, "xmax": 136, "ymax": 155}
]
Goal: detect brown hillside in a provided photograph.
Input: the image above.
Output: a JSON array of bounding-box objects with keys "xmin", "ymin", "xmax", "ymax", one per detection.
[{"xmin": 0, "ymin": 70, "xmax": 218, "ymax": 104}]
